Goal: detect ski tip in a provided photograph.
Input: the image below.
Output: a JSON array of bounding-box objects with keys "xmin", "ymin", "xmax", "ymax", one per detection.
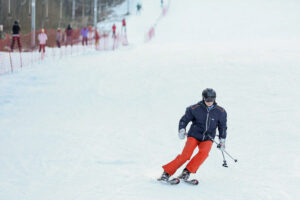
[
  {"xmin": 184, "ymin": 179, "xmax": 199, "ymax": 185},
  {"xmin": 192, "ymin": 179, "xmax": 199, "ymax": 185},
  {"xmin": 172, "ymin": 178, "xmax": 180, "ymax": 184}
]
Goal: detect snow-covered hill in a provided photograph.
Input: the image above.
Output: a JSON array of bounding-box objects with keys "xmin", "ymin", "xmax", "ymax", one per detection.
[{"xmin": 1, "ymin": 0, "xmax": 300, "ymax": 199}]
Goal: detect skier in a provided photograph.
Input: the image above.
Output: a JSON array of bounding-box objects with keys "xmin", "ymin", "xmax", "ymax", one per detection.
[
  {"xmin": 38, "ymin": 28, "xmax": 48, "ymax": 53},
  {"xmin": 121, "ymin": 19, "xmax": 129, "ymax": 46},
  {"xmin": 10, "ymin": 21, "xmax": 22, "ymax": 52},
  {"xmin": 136, "ymin": 3, "xmax": 142, "ymax": 14},
  {"xmin": 159, "ymin": 88, "xmax": 227, "ymax": 183},
  {"xmin": 112, "ymin": 24, "xmax": 116, "ymax": 38}
]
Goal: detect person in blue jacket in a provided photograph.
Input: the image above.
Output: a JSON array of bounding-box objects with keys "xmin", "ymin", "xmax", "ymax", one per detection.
[
  {"xmin": 159, "ymin": 88, "xmax": 228, "ymax": 181},
  {"xmin": 81, "ymin": 26, "xmax": 89, "ymax": 46}
]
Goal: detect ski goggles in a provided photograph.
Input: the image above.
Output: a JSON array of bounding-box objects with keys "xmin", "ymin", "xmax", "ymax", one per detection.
[{"xmin": 204, "ymin": 97, "xmax": 215, "ymax": 102}]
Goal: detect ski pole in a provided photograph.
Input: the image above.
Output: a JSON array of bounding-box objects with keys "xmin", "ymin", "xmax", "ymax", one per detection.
[
  {"xmin": 222, "ymin": 149, "xmax": 238, "ymax": 163},
  {"xmin": 209, "ymin": 135, "xmax": 229, "ymax": 167},
  {"xmin": 208, "ymin": 135, "xmax": 238, "ymax": 163},
  {"xmin": 221, "ymin": 150, "xmax": 228, "ymax": 168}
]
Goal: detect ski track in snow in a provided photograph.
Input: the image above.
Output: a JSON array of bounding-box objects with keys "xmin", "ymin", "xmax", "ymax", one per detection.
[{"xmin": 1, "ymin": 0, "xmax": 300, "ymax": 199}]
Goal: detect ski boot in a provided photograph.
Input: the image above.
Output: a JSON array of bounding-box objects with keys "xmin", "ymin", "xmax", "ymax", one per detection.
[
  {"xmin": 178, "ymin": 168, "xmax": 190, "ymax": 181},
  {"xmin": 178, "ymin": 168, "xmax": 198, "ymax": 185},
  {"xmin": 158, "ymin": 171, "xmax": 170, "ymax": 181},
  {"xmin": 157, "ymin": 171, "xmax": 180, "ymax": 185}
]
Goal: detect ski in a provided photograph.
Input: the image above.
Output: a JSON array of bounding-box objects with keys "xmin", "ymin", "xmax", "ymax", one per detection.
[
  {"xmin": 157, "ymin": 178, "xmax": 180, "ymax": 185},
  {"xmin": 183, "ymin": 179, "xmax": 199, "ymax": 185}
]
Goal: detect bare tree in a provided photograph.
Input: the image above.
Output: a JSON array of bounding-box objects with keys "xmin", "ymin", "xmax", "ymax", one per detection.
[{"xmin": 0, "ymin": 0, "xmax": 126, "ymax": 34}]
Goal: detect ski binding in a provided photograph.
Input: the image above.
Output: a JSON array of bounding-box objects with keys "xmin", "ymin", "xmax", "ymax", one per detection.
[{"xmin": 157, "ymin": 177, "xmax": 180, "ymax": 185}]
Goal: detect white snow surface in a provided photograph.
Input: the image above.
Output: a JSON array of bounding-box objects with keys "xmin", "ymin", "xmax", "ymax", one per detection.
[{"xmin": 1, "ymin": 0, "xmax": 300, "ymax": 199}]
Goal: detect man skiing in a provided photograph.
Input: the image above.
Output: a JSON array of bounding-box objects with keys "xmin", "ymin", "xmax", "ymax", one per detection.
[{"xmin": 159, "ymin": 88, "xmax": 227, "ymax": 183}]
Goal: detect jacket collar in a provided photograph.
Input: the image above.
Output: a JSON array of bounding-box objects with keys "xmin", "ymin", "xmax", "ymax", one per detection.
[{"xmin": 198, "ymin": 100, "xmax": 217, "ymax": 108}]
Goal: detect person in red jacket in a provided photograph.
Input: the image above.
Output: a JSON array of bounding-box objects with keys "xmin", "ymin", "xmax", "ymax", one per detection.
[
  {"xmin": 112, "ymin": 24, "xmax": 116, "ymax": 38},
  {"xmin": 122, "ymin": 18, "xmax": 126, "ymax": 34}
]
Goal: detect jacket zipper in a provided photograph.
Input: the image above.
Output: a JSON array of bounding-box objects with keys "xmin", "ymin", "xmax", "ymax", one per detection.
[
  {"xmin": 202, "ymin": 106, "xmax": 216, "ymax": 140},
  {"xmin": 202, "ymin": 108, "xmax": 209, "ymax": 140}
]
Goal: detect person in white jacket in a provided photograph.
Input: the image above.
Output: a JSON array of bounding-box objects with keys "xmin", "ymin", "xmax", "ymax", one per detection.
[{"xmin": 38, "ymin": 28, "xmax": 48, "ymax": 53}]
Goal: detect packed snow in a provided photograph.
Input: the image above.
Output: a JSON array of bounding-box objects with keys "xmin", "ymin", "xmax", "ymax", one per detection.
[{"xmin": 1, "ymin": 0, "xmax": 300, "ymax": 199}]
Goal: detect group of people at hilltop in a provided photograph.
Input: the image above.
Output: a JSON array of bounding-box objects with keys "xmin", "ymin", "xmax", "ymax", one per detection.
[
  {"xmin": 8, "ymin": 1, "xmax": 150, "ymax": 53},
  {"xmin": 9, "ymin": 21, "xmax": 101, "ymax": 53}
]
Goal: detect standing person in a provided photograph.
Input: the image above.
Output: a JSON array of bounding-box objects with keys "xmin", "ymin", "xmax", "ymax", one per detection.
[
  {"xmin": 10, "ymin": 21, "xmax": 22, "ymax": 52},
  {"xmin": 136, "ymin": 3, "xmax": 142, "ymax": 14},
  {"xmin": 95, "ymin": 29, "xmax": 100, "ymax": 47},
  {"xmin": 38, "ymin": 28, "xmax": 48, "ymax": 53},
  {"xmin": 88, "ymin": 26, "xmax": 93, "ymax": 44},
  {"xmin": 159, "ymin": 88, "xmax": 227, "ymax": 182},
  {"xmin": 112, "ymin": 24, "xmax": 116, "ymax": 38},
  {"xmin": 121, "ymin": 18, "xmax": 127, "ymax": 34},
  {"xmin": 56, "ymin": 28, "xmax": 62, "ymax": 48},
  {"xmin": 81, "ymin": 26, "xmax": 88, "ymax": 46},
  {"xmin": 65, "ymin": 24, "xmax": 73, "ymax": 46},
  {"xmin": 0, "ymin": 24, "xmax": 4, "ymax": 39}
]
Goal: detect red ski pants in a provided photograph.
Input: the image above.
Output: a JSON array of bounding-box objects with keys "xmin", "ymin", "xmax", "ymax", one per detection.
[
  {"xmin": 11, "ymin": 36, "xmax": 22, "ymax": 52},
  {"xmin": 39, "ymin": 44, "xmax": 46, "ymax": 53},
  {"xmin": 163, "ymin": 137, "xmax": 213, "ymax": 175}
]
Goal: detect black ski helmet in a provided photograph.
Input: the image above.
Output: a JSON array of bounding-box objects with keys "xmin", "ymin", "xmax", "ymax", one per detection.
[{"xmin": 202, "ymin": 88, "xmax": 216, "ymax": 102}]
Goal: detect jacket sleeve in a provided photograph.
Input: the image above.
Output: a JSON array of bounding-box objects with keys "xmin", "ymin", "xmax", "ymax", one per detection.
[
  {"xmin": 218, "ymin": 110, "xmax": 227, "ymax": 139},
  {"xmin": 178, "ymin": 107, "xmax": 194, "ymax": 131}
]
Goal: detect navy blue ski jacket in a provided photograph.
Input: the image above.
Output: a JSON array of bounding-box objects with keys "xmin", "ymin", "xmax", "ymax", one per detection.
[{"xmin": 179, "ymin": 101, "xmax": 227, "ymax": 141}]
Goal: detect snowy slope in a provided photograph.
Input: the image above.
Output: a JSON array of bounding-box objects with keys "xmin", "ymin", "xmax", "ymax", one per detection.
[{"xmin": 1, "ymin": 0, "xmax": 300, "ymax": 200}]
